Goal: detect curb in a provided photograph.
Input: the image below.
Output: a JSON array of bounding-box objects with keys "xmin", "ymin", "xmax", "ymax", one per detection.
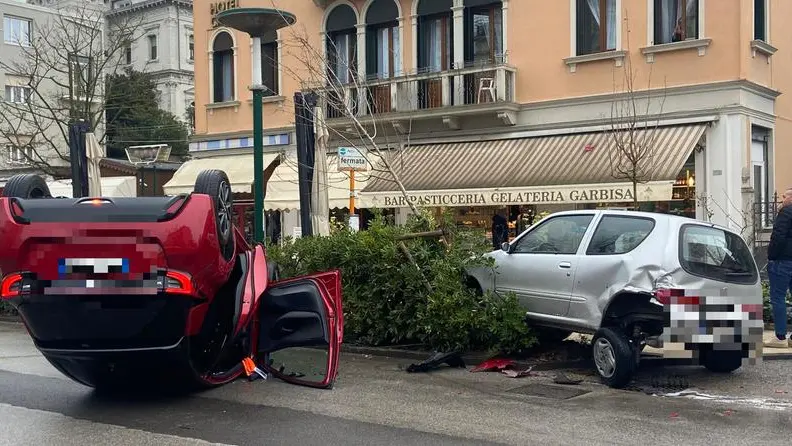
[
  {"xmin": 0, "ymin": 315, "xmax": 21, "ymax": 324},
  {"xmin": 341, "ymin": 344, "xmax": 590, "ymax": 371}
]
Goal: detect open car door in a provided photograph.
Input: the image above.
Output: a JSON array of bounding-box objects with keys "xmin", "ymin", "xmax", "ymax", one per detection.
[{"xmin": 255, "ymin": 269, "xmax": 343, "ymax": 389}]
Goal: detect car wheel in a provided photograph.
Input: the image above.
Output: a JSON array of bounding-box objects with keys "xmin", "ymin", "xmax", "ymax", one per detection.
[
  {"xmin": 2, "ymin": 174, "xmax": 51, "ymax": 198},
  {"xmin": 701, "ymin": 349, "xmax": 743, "ymax": 373},
  {"xmin": 194, "ymin": 169, "xmax": 235, "ymax": 262},
  {"xmin": 591, "ymin": 327, "xmax": 637, "ymax": 388},
  {"xmin": 535, "ymin": 327, "xmax": 573, "ymax": 345}
]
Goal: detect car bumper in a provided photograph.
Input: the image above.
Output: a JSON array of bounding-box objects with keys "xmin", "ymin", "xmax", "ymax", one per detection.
[{"xmin": 10, "ymin": 291, "xmax": 197, "ymax": 351}]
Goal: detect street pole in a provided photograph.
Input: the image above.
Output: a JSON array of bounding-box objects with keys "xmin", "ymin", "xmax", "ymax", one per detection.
[
  {"xmin": 349, "ymin": 170, "xmax": 355, "ymax": 215},
  {"xmin": 252, "ymin": 85, "xmax": 264, "ymax": 243}
]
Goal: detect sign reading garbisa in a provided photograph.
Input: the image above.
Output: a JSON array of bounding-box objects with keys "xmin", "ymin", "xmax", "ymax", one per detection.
[{"xmin": 211, "ymin": 0, "xmax": 238, "ymax": 28}]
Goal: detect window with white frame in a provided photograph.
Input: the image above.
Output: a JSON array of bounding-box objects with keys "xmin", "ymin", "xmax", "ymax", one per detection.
[
  {"xmin": 68, "ymin": 53, "xmax": 93, "ymax": 98},
  {"xmin": 754, "ymin": 0, "xmax": 767, "ymax": 41},
  {"xmin": 148, "ymin": 35, "xmax": 158, "ymax": 60},
  {"xmin": 212, "ymin": 32, "xmax": 235, "ymax": 102},
  {"xmin": 188, "ymin": 34, "xmax": 194, "ymax": 61},
  {"xmin": 124, "ymin": 43, "xmax": 132, "ymax": 65},
  {"xmin": 654, "ymin": 0, "xmax": 698, "ymax": 44},
  {"xmin": 5, "ymin": 143, "xmax": 33, "ymax": 164},
  {"xmin": 4, "ymin": 85, "xmax": 31, "ymax": 103},
  {"xmin": 576, "ymin": 0, "xmax": 617, "ymax": 56},
  {"xmin": 3, "ymin": 16, "xmax": 32, "ymax": 46}
]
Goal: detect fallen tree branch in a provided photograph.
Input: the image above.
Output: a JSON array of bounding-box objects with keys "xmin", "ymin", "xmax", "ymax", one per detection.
[
  {"xmin": 397, "ymin": 241, "xmax": 433, "ymax": 293},
  {"xmin": 396, "ymin": 230, "xmax": 445, "ymax": 241}
]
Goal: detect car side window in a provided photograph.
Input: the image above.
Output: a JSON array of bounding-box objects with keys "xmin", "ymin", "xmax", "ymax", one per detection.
[
  {"xmin": 512, "ymin": 215, "xmax": 594, "ymax": 254},
  {"xmin": 585, "ymin": 215, "xmax": 655, "ymax": 255}
]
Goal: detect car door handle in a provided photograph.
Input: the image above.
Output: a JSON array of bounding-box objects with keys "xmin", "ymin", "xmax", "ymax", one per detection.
[{"xmin": 558, "ymin": 262, "xmax": 572, "ymax": 269}]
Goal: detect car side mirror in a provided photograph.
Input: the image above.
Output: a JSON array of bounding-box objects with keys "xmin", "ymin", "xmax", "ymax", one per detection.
[{"xmin": 501, "ymin": 242, "xmax": 511, "ymax": 253}]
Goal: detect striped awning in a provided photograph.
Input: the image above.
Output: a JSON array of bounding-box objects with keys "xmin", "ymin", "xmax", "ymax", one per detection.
[{"xmin": 359, "ymin": 124, "xmax": 707, "ymax": 208}]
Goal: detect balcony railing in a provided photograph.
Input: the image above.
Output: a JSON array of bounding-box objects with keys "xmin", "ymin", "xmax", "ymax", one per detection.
[{"xmin": 321, "ymin": 62, "xmax": 517, "ymax": 120}]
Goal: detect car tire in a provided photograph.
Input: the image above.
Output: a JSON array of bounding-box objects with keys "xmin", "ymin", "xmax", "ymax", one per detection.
[
  {"xmin": 701, "ymin": 349, "xmax": 743, "ymax": 373},
  {"xmin": 194, "ymin": 169, "xmax": 235, "ymax": 262},
  {"xmin": 2, "ymin": 174, "xmax": 51, "ymax": 198},
  {"xmin": 535, "ymin": 327, "xmax": 573, "ymax": 345},
  {"xmin": 591, "ymin": 327, "xmax": 636, "ymax": 389}
]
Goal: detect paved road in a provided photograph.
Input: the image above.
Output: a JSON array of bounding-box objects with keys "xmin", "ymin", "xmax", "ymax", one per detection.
[{"xmin": 1, "ymin": 321, "xmax": 792, "ymax": 445}]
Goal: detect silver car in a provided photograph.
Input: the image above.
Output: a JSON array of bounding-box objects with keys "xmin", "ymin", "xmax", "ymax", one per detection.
[{"xmin": 465, "ymin": 210, "xmax": 764, "ymax": 388}]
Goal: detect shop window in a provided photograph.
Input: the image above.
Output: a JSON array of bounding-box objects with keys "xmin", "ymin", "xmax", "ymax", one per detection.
[
  {"xmin": 653, "ymin": 0, "xmax": 698, "ymax": 44},
  {"xmin": 586, "ymin": 216, "xmax": 655, "ymax": 255},
  {"xmin": 512, "ymin": 215, "xmax": 594, "ymax": 254},
  {"xmin": 212, "ymin": 31, "xmax": 235, "ymax": 103},
  {"xmin": 576, "ymin": 0, "xmax": 617, "ymax": 56},
  {"xmin": 260, "ymin": 32, "xmax": 279, "ymax": 96},
  {"xmin": 754, "ymin": 0, "xmax": 767, "ymax": 41},
  {"xmin": 464, "ymin": 2, "xmax": 503, "ymax": 66}
]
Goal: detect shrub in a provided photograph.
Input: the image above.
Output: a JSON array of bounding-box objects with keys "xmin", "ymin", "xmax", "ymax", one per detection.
[{"xmin": 267, "ymin": 210, "xmax": 535, "ymax": 354}]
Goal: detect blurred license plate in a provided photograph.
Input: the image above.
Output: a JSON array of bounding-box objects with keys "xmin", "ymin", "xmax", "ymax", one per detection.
[{"xmin": 59, "ymin": 258, "xmax": 129, "ymax": 274}]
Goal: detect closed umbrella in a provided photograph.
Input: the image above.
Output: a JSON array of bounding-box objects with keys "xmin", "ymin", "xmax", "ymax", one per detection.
[
  {"xmin": 85, "ymin": 132, "xmax": 103, "ymax": 197},
  {"xmin": 311, "ymin": 105, "xmax": 331, "ymax": 236}
]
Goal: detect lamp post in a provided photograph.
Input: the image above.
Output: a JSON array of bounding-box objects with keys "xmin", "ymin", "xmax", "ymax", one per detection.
[{"xmin": 215, "ymin": 8, "xmax": 296, "ymax": 243}]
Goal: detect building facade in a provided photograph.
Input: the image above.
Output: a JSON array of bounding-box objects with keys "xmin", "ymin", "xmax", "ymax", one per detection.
[
  {"xmin": 106, "ymin": 0, "xmax": 195, "ymax": 124},
  {"xmin": 179, "ymin": 0, "xmax": 788, "ymax": 243}
]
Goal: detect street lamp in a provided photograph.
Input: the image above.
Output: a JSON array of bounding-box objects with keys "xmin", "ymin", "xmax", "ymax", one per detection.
[{"xmin": 215, "ymin": 7, "xmax": 296, "ymax": 243}]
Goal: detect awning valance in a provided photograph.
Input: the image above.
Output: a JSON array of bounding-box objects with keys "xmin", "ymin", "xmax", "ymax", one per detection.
[
  {"xmin": 162, "ymin": 153, "xmax": 281, "ymax": 195},
  {"xmin": 359, "ymin": 124, "xmax": 707, "ymax": 208},
  {"xmin": 264, "ymin": 153, "xmax": 375, "ymax": 211}
]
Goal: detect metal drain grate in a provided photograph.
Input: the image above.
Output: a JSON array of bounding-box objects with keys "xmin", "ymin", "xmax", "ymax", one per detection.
[
  {"xmin": 624, "ymin": 374, "xmax": 691, "ymax": 394},
  {"xmin": 507, "ymin": 383, "xmax": 591, "ymax": 400}
]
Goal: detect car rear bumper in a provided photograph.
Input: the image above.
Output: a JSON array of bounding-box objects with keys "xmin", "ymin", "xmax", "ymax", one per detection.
[{"xmin": 12, "ymin": 292, "xmax": 197, "ymax": 352}]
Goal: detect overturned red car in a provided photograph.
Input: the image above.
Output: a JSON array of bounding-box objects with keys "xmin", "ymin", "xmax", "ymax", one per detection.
[{"xmin": 0, "ymin": 170, "xmax": 343, "ymax": 392}]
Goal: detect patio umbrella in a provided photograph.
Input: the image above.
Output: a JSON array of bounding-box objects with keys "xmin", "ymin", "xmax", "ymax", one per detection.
[
  {"xmin": 85, "ymin": 132, "xmax": 103, "ymax": 197},
  {"xmin": 311, "ymin": 105, "xmax": 331, "ymax": 236}
]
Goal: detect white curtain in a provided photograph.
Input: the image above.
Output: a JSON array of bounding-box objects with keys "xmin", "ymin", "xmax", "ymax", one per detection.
[
  {"xmin": 656, "ymin": 0, "xmax": 682, "ymax": 43},
  {"xmin": 427, "ymin": 19, "xmax": 443, "ymax": 71},
  {"xmin": 494, "ymin": 10, "xmax": 504, "ymax": 60},
  {"xmin": 334, "ymin": 34, "xmax": 350, "ymax": 84},
  {"xmin": 585, "ymin": 0, "xmax": 616, "ymax": 50},
  {"xmin": 378, "ymin": 27, "xmax": 390, "ymax": 78},
  {"xmin": 392, "ymin": 26, "xmax": 401, "ymax": 76},
  {"xmin": 220, "ymin": 53, "xmax": 233, "ymax": 101}
]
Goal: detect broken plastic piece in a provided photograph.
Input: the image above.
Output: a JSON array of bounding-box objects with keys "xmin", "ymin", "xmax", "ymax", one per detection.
[
  {"xmin": 406, "ymin": 351, "xmax": 466, "ymax": 373},
  {"xmin": 502, "ymin": 366, "xmax": 534, "ymax": 378},
  {"xmin": 470, "ymin": 358, "xmax": 515, "ymax": 373},
  {"xmin": 242, "ymin": 357, "xmax": 267, "ymax": 381}
]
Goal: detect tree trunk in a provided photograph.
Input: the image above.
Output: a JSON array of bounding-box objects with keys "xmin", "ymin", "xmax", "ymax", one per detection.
[{"xmin": 632, "ymin": 181, "xmax": 638, "ymax": 211}]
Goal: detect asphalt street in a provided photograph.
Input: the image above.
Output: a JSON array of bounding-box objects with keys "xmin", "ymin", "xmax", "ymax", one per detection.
[{"xmin": 1, "ymin": 320, "xmax": 792, "ymax": 445}]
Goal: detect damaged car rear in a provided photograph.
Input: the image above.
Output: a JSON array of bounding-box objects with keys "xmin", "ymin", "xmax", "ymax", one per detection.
[
  {"xmin": 465, "ymin": 210, "xmax": 763, "ymax": 388},
  {"xmin": 0, "ymin": 172, "xmax": 343, "ymax": 393}
]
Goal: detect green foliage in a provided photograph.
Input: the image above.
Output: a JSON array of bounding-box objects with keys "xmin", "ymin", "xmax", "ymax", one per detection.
[
  {"xmin": 267, "ymin": 210, "xmax": 536, "ymax": 354},
  {"xmin": 105, "ymin": 69, "xmax": 189, "ymax": 159}
]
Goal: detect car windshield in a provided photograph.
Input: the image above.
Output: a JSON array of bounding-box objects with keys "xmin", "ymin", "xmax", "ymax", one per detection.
[{"xmin": 678, "ymin": 224, "xmax": 758, "ymax": 285}]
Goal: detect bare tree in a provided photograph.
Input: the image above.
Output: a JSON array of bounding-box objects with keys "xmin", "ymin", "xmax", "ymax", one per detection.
[
  {"xmin": 607, "ymin": 16, "xmax": 668, "ymax": 210},
  {"xmin": 268, "ymin": 7, "xmax": 447, "ymax": 217},
  {"xmin": 0, "ymin": 2, "xmax": 142, "ymax": 176}
]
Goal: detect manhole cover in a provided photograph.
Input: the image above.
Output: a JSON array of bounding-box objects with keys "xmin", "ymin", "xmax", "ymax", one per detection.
[{"xmin": 507, "ymin": 383, "xmax": 590, "ymax": 399}]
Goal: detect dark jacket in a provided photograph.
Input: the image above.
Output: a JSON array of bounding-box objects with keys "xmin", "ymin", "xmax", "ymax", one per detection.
[{"xmin": 768, "ymin": 205, "xmax": 792, "ymax": 261}]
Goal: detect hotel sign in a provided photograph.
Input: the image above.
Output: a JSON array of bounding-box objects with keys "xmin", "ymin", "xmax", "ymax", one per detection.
[
  {"xmin": 211, "ymin": 0, "xmax": 238, "ymax": 28},
  {"xmin": 359, "ymin": 182, "xmax": 675, "ymax": 208}
]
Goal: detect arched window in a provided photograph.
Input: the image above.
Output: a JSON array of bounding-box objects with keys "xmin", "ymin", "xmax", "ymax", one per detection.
[
  {"xmin": 365, "ymin": 0, "xmax": 400, "ymax": 79},
  {"xmin": 325, "ymin": 4, "xmax": 357, "ymax": 84},
  {"xmin": 212, "ymin": 32, "xmax": 235, "ymax": 103},
  {"xmin": 416, "ymin": 0, "xmax": 453, "ymax": 73}
]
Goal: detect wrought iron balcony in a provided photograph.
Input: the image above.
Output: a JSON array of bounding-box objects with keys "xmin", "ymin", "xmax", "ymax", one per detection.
[{"xmin": 318, "ymin": 61, "xmax": 519, "ymax": 130}]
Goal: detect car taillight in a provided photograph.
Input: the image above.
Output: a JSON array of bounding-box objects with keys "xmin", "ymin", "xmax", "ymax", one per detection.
[
  {"xmin": 1, "ymin": 274, "xmax": 24, "ymax": 299},
  {"xmin": 655, "ymin": 288, "xmax": 700, "ymax": 306},
  {"xmin": 162, "ymin": 271, "xmax": 193, "ymax": 295}
]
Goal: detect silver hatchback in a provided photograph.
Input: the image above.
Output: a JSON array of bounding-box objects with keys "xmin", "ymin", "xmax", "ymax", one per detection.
[{"xmin": 466, "ymin": 210, "xmax": 764, "ymax": 388}]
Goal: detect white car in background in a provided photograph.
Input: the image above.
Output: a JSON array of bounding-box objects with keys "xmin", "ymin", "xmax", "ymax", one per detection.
[{"xmin": 465, "ymin": 210, "xmax": 764, "ymax": 388}]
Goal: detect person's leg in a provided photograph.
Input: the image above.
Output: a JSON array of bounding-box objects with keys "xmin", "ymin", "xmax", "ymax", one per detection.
[{"xmin": 769, "ymin": 261, "xmax": 791, "ymax": 339}]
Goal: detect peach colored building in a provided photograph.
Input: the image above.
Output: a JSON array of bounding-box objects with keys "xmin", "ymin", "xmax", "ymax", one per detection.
[{"xmin": 166, "ymin": 0, "xmax": 788, "ymax": 247}]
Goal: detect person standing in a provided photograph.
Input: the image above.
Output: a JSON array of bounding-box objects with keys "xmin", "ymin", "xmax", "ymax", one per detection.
[
  {"xmin": 766, "ymin": 188, "xmax": 792, "ymax": 348},
  {"xmin": 491, "ymin": 212, "xmax": 508, "ymax": 250}
]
